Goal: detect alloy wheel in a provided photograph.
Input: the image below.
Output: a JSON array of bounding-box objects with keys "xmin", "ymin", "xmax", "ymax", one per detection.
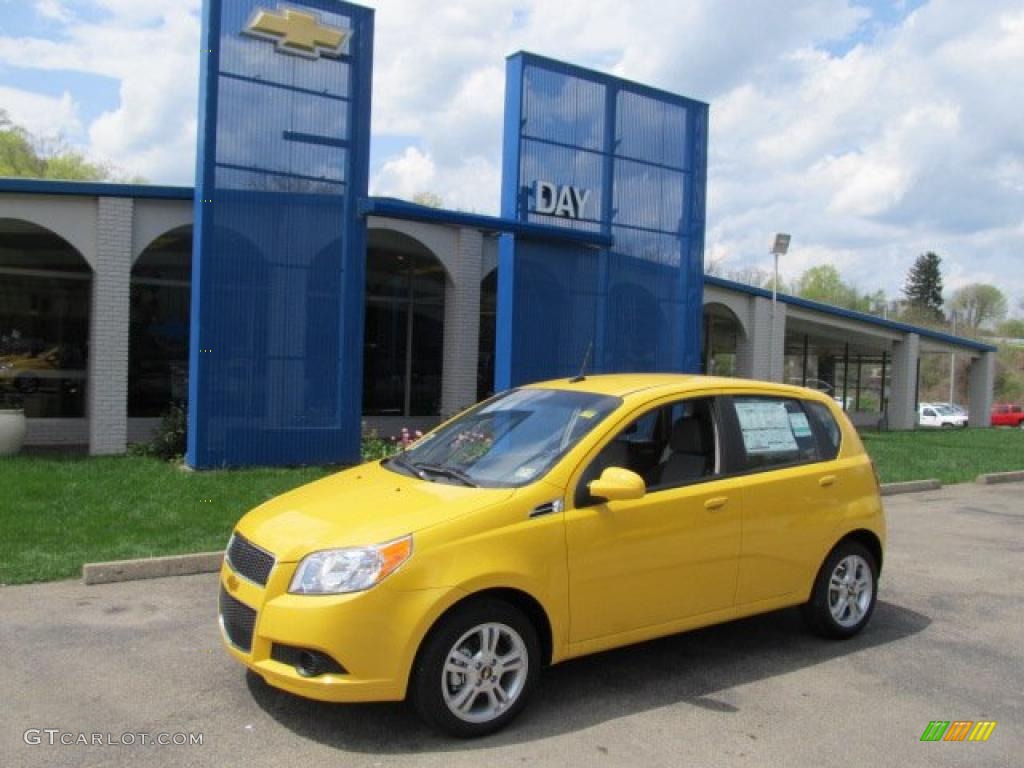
[
  {"xmin": 441, "ymin": 622, "xmax": 529, "ymax": 724},
  {"xmin": 828, "ymin": 554, "xmax": 873, "ymax": 628}
]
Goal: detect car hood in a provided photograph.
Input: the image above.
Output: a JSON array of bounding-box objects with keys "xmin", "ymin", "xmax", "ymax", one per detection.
[{"xmin": 234, "ymin": 460, "xmax": 515, "ymax": 563}]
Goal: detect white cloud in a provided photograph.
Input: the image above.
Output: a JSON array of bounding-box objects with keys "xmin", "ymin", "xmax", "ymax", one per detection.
[
  {"xmin": 370, "ymin": 146, "xmax": 501, "ymax": 214},
  {"xmin": 0, "ymin": 86, "xmax": 81, "ymax": 137},
  {"xmin": 0, "ymin": 2, "xmax": 200, "ymax": 182},
  {"xmin": 1, "ymin": 0, "xmax": 1022, "ymax": 311},
  {"xmin": 34, "ymin": 0, "xmax": 71, "ymax": 23},
  {"xmin": 371, "ymin": 146, "xmax": 436, "ymax": 200}
]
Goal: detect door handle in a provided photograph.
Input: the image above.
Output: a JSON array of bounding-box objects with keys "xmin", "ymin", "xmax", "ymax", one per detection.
[
  {"xmin": 704, "ymin": 496, "xmax": 728, "ymax": 511},
  {"xmin": 819, "ymin": 475, "xmax": 837, "ymax": 488}
]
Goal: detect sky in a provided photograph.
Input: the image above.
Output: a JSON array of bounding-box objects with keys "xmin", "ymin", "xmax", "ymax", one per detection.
[{"xmin": 1, "ymin": 0, "xmax": 1022, "ymax": 317}]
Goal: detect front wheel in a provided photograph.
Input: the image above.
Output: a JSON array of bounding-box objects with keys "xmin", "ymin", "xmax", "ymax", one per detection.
[
  {"xmin": 410, "ymin": 599, "xmax": 540, "ymax": 738},
  {"xmin": 802, "ymin": 540, "xmax": 878, "ymax": 639}
]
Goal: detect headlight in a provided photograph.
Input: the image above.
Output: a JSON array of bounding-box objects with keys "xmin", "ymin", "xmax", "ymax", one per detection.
[{"xmin": 289, "ymin": 535, "xmax": 413, "ymax": 595}]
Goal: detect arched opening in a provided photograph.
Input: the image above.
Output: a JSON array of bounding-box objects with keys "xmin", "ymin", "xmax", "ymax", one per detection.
[
  {"xmin": 364, "ymin": 229, "xmax": 446, "ymax": 417},
  {"xmin": 0, "ymin": 218, "xmax": 91, "ymax": 417},
  {"xmin": 702, "ymin": 302, "xmax": 745, "ymax": 376},
  {"xmin": 129, "ymin": 225, "xmax": 191, "ymax": 417},
  {"xmin": 478, "ymin": 268, "xmax": 497, "ymax": 401}
]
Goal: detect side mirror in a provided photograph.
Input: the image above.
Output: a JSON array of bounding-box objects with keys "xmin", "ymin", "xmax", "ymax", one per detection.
[{"xmin": 588, "ymin": 467, "xmax": 645, "ymax": 502}]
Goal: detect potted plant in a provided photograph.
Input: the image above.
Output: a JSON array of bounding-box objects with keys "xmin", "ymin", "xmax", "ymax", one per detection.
[{"xmin": 0, "ymin": 391, "xmax": 26, "ymax": 456}]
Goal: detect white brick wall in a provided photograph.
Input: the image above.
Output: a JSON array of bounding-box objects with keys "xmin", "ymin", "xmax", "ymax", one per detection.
[
  {"xmin": 25, "ymin": 418, "xmax": 88, "ymax": 446},
  {"xmin": 441, "ymin": 227, "xmax": 484, "ymax": 416},
  {"xmin": 888, "ymin": 332, "xmax": 919, "ymax": 430},
  {"xmin": 967, "ymin": 350, "xmax": 995, "ymax": 428},
  {"xmin": 88, "ymin": 197, "xmax": 133, "ymax": 455},
  {"xmin": 735, "ymin": 295, "xmax": 786, "ymax": 381}
]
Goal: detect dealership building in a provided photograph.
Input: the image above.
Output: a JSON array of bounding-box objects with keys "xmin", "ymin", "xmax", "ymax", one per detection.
[{"xmin": 0, "ymin": 0, "xmax": 996, "ymax": 465}]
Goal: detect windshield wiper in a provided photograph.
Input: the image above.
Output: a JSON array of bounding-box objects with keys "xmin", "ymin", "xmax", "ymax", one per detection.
[
  {"xmin": 386, "ymin": 453, "xmax": 427, "ymax": 480},
  {"xmin": 412, "ymin": 462, "xmax": 478, "ymax": 487}
]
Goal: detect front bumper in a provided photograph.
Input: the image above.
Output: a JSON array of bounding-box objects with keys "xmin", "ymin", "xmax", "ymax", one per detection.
[{"xmin": 218, "ymin": 560, "xmax": 450, "ymax": 703}]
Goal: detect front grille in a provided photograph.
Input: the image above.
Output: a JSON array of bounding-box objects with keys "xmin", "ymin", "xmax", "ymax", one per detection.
[
  {"xmin": 219, "ymin": 586, "xmax": 257, "ymax": 652},
  {"xmin": 226, "ymin": 533, "xmax": 275, "ymax": 585}
]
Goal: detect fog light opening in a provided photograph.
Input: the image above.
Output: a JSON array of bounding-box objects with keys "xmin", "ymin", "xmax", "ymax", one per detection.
[{"xmin": 297, "ymin": 650, "xmax": 323, "ymax": 677}]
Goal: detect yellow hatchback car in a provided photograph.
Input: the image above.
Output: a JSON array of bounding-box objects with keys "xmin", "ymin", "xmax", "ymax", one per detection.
[{"xmin": 220, "ymin": 374, "xmax": 885, "ymax": 737}]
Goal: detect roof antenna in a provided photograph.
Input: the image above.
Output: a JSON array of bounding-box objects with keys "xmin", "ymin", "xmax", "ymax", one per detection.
[{"xmin": 570, "ymin": 341, "xmax": 593, "ymax": 383}]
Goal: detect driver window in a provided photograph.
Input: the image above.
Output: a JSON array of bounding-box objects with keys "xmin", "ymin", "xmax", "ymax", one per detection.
[{"xmin": 575, "ymin": 397, "xmax": 719, "ymax": 507}]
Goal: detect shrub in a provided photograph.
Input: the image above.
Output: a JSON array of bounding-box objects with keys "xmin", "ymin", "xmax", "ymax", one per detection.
[
  {"xmin": 360, "ymin": 425, "xmax": 422, "ymax": 462},
  {"xmin": 138, "ymin": 402, "xmax": 187, "ymax": 461}
]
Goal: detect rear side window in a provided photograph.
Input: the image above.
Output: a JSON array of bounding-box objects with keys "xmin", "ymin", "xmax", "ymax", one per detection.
[
  {"xmin": 730, "ymin": 397, "xmax": 818, "ymax": 471},
  {"xmin": 804, "ymin": 400, "xmax": 841, "ymax": 460}
]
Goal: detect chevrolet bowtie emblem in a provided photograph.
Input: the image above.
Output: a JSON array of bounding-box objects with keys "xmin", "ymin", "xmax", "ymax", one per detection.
[{"xmin": 243, "ymin": 6, "xmax": 349, "ymax": 59}]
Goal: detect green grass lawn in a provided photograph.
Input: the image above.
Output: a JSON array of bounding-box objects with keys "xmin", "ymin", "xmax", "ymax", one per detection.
[
  {"xmin": 860, "ymin": 428, "xmax": 1024, "ymax": 484},
  {"xmin": 0, "ymin": 456, "xmax": 332, "ymax": 585},
  {"xmin": 1, "ymin": 428, "xmax": 1022, "ymax": 586}
]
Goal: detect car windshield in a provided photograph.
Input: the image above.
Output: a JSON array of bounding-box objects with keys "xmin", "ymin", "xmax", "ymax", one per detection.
[{"xmin": 385, "ymin": 388, "xmax": 622, "ymax": 488}]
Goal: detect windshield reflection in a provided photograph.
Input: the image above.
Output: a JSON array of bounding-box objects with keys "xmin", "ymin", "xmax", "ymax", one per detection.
[{"xmin": 386, "ymin": 388, "xmax": 621, "ymax": 488}]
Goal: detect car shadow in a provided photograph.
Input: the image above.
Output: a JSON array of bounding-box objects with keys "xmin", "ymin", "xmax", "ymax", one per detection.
[{"xmin": 245, "ymin": 599, "xmax": 930, "ymax": 751}]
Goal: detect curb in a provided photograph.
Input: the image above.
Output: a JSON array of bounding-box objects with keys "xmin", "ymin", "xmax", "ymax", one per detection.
[
  {"xmin": 880, "ymin": 479, "xmax": 941, "ymax": 496},
  {"xmin": 83, "ymin": 552, "xmax": 223, "ymax": 585},
  {"xmin": 78, "ymin": 471, "xmax": 1018, "ymax": 585},
  {"xmin": 976, "ymin": 470, "xmax": 1024, "ymax": 485}
]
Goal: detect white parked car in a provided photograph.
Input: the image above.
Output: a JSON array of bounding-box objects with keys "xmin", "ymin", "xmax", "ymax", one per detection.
[
  {"xmin": 918, "ymin": 403, "xmax": 967, "ymax": 428},
  {"xmin": 932, "ymin": 402, "xmax": 968, "ymax": 420}
]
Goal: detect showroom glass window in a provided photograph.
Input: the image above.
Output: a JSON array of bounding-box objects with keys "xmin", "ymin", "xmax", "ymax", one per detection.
[
  {"xmin": 129, "ymin": 227, "xmax": 191, "ymax": 417},
  {"xmin": 478, "ymin": 269, "xmax": 497, "ymax": 402},
  {"xmin": 363, "ymin": 247, "xmax": 445, "ymax": 416},
  {"xmin": 0, "ymin": 219, "xmax": 90, "ymax": 417}
]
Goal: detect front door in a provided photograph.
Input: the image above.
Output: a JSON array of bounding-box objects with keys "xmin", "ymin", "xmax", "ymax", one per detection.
[{"xmin": 564, "ymin": 396, "xmax": 742, "ymax": 643}]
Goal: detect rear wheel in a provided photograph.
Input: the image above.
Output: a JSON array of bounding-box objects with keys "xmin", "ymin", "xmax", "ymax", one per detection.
[
  {"xmin": 410, "ymin": 599, "xmax": 540, "ymax": 738},
  {"xmin": 802, "ymin": 540, "xmax": 878, "ymax": 639}
]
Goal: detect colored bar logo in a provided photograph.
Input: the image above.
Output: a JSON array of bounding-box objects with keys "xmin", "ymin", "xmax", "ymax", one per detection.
[{"xmin": 920, "ymin": 720, "xmax": 997, "ymax": 742}]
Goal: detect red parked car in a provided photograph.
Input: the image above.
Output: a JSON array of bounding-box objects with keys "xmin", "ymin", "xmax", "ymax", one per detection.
[{"xmin": 990, "ymin": 404, "xmax": 1024, "ymax": 428}]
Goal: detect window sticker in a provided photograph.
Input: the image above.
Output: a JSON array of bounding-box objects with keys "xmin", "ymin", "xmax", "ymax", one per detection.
[
  {"xmin": 788, "ymin": 411, "xmax": 813, "ymax": 438},
  {"xmin": 579, "ymin": 409, "xmax": 597, "ymax": 419},
  {"xmin": 734, "ymin": 401, "xmax": 798, "ymax": 454},
  {"xmin": 513, "ymin": 466, "xmax": 537, "ymax": 481}
]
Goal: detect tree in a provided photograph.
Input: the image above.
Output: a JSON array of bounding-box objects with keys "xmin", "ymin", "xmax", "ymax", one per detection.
[
  {"xmin": 864, "ymin": 289, "xmax": 889, "ymax": 317},
  {"xmin": 950, "ymin": 283, "xmax": 1008, "ymax": 331},
  {"xmin": 0, "ymin": 109, "xmax": 125, "ymax": 182},
  {"xmin": 902, "ymin": 252, "xmax": 944, "ymax": 321},
  {"xmin": 794, "ymin": 265, "xmax": 867, "ymax": 310},
  {"xmin": 725, "ymin": 266, "xmax": 787, "ymax": 293},
  {"xmin": 411, "ymin": 191, "xmax": 444, "ymax": 208},
  {"xmin": 996, "ymin": 318, "xmax": 1024, "ymax": 339}
]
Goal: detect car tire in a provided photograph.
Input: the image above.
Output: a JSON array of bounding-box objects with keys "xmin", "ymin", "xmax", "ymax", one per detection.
[
  {"xmin": 410, "ymin": 599, "xmax": 540, "ymax": 738},
  {"xmin": 802, "ymin": 540, "xmax": 878, "ymax": 639}
]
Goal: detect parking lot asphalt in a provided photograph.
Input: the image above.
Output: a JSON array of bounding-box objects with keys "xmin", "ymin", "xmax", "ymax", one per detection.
[{"xmin": 3, "ymin": 482, "xmax": 1021, "ymax": 768}]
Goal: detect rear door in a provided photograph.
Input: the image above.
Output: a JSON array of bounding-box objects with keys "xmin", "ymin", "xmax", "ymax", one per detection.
[{"xmin": 720, "ymin": 394, "xmax": 843, "ymax": 606}]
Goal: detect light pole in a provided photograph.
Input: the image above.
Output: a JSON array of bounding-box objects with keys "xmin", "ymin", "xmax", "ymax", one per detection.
[
  {"xmin": 770, "ymin": 233, "xmax": 790, "ymax": 381},
  {"xmin": 949, "ymin": 311, "xmax": 957, "ymax": 405}
]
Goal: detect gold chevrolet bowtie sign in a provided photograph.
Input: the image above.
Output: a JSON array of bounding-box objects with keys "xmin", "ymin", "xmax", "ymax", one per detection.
[{"xmin": 243, "ymin": 6, "xmax": 349, "ymax": 59}]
